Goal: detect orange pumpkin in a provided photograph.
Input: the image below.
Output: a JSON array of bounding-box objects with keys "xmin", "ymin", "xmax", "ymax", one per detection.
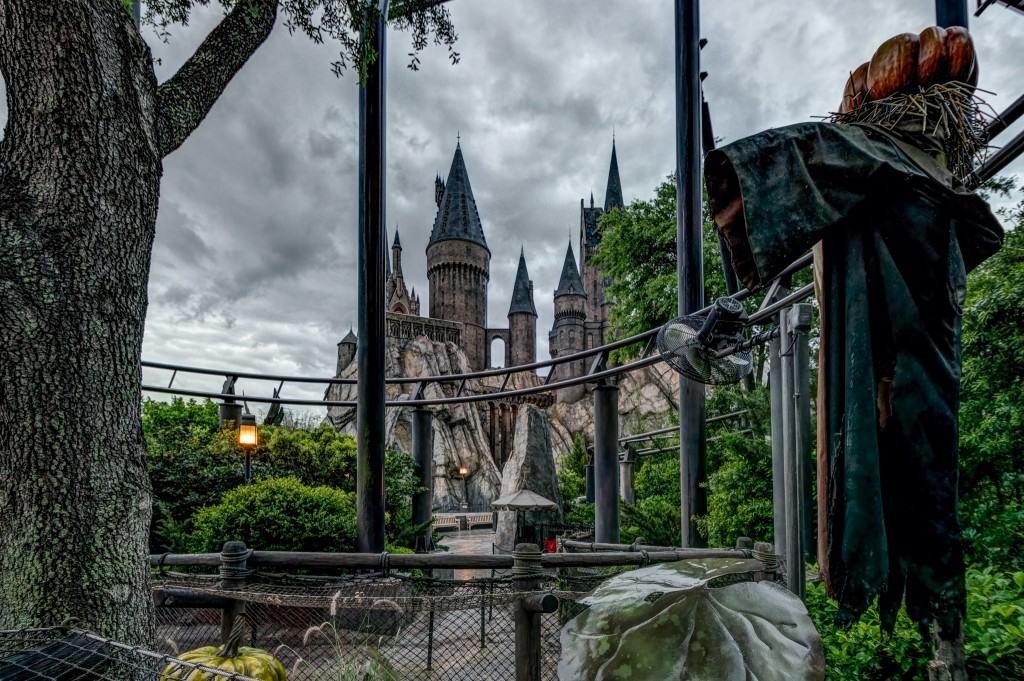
[
  {"xmin": 840, "ymin": 62, "xmax": 870, "ymax": 113},
  {"xmin": 867, "ymin": 32, "xmax": 920, "ymax": 101},
  {"xmin": 917, "ymin": 26, "xmax": 948, "ymax": 86},
  {"xmin": 841, "ymin": 27, "xmax": 979, "ymax": 113},
  {"xmin": 945, "ymin": 26, "xmax": 976, "ymax": 83}
]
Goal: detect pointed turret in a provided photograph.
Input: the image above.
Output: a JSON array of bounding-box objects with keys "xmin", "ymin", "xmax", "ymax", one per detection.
[
  {"xmin": 336, "ymin": 327, "xmax": 357, "ymax": 374},
  {"xmin": 554, "ymin": 242, "xmax": 586, "ymax": 298},
  {"xmin": 508, "ymin": 249, "xmax": 538, "ymax": 316},
  {"xmin": 429, "ymin": 143, "xmax": 488, "ymax": 250},
  {"xmin": 426, "ymin": 141, "xmax": 492, "ymax": 370},
  {"xmin": 391, "ymin": 227, "xmax": 403, "ymax": 278},
  {"xmin": 435, "ymin": 174, "xmax": 445, "ymax": 208},
  {"xmin": 604, "ymin": 139, "xmax": 623, "ymax": 211}
]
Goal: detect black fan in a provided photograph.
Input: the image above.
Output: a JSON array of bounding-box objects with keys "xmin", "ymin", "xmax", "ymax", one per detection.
[{"xmin": 657, "ymin": 297, "xmax": 753, "ymax": 385}]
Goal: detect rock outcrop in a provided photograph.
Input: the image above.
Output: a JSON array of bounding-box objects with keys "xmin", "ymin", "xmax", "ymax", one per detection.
[
  {"xmin": 326, "ymin": 334, "xmax": 683, "ymax": 510},
  {"xmin": 326, "ymin": 336, "xmax": 502, "ymax": 512},
  {"xmin": 494, "ymin": 405, "xmax": 563, "ymax": 550},
  {"xmin": 547, "ymin": 360, "xmax": 683, "ymax": 462}
]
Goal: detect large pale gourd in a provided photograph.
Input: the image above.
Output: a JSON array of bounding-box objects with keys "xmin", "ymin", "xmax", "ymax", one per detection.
[
  {"xmin": 161, "ymin": 620, "xmax": 287, "ymax": 681},
  {"xmin": 838, "ymin": 26, "xmax": 977, "ymax": 112}
]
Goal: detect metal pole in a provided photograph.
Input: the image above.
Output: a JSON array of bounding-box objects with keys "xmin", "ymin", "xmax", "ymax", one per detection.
[
  {"xmin": 619, "ymin": 452, "xmax": 636, "ymax": 505},
  {"xmin": 594, "ymin": 383, "xmax": 620, "ymax": 543},
  {"xmin": 244, "ymin": 451, "xmax": 252, "ymax": 484},
  {"xmin": 585, "ymin": 458, "xmax": 595, "ymax": 504},
  {"xmin": 790, "ymin": 305, "xmax": 813, "ymax": 563},
  {"xmin": 779, "ymin": 307, "xmax": 803, "ymax": 597},
  {"xmin": 675, "ymin": 0, "xmax": 706, "ymax": 548},
  {"xmin": 412, "ymin": 408, "xmax": 434, "ymax": 553},
  {"xmin": 936, "ymin": 0, "xmax": 969, "ymax": 27},
  {"xmin": 356, "ymin": 1, "xmax": 389, "ymax": 553},
  {"xmin": 767, "ymin": 287, "xmax": 789, "ymax": 559}
]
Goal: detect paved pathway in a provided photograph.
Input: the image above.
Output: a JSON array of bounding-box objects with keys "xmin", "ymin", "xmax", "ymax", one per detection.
[{"xmin": 439, "ymin": 529, "xmax": 498, "ymax": 581}]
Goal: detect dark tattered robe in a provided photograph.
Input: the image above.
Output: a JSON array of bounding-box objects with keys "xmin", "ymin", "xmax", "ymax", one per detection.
[{"xmin": 704, "ymin": 122, "xmax": 1003, "ymax": 634}]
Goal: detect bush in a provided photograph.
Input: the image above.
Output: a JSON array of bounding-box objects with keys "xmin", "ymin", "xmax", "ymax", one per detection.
[
  {"xmin": 187, "ymin": 477, "xmax": 357, "ymax": 553},
  {"xmin": 807, "ymin": 566, "xmax": 1024, "ymax": 681},
  {"xmin": 143, "ymin": 398, "xmax": 419, "ymax": 551},
  {"xmin": 698, "ymin": 431, "xmax": 774, "ymax": 548}
]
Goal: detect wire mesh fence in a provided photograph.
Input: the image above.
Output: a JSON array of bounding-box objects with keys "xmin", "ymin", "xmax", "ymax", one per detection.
[
  {"xmin": 151, "ymin": 570, "xmax": 602, "ymax": 681},
  {"xmin": 0, "ymin": 625, "xmax": 259, "ymax": 681}
]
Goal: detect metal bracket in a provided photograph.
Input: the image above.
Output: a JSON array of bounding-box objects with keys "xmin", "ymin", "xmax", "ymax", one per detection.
[{"xmin": 787, "ymin": 303, "xmax": 813, "ymax": 333}]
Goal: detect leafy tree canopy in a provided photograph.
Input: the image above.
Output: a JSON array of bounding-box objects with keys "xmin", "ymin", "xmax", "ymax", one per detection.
[{"xmin": 131, "ymin": 0, "xmax": 458, "ymax": 81}]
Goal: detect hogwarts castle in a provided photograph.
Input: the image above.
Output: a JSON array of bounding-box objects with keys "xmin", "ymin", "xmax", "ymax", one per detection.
[{"xmin": 336, "ymin": 138, "xmax": 624, "ymax": 379}]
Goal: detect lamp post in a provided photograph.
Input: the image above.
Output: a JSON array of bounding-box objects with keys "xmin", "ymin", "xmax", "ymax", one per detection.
[
  {"xmin": 238, "ymin": 410, "xmax": 258, "ymax": 483},
  {"xmin": 458, "ymin": 466, "xmax": 470, "ymax": 512}
]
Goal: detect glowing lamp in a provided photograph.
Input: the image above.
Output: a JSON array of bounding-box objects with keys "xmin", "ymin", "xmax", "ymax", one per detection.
[
  {"xmin": 458, "ymin": 466, "xmax": 469, "ymax": 476},
  {"xmin": 238, "ymin": 412, "xmax": 259, "ymax": 448}
]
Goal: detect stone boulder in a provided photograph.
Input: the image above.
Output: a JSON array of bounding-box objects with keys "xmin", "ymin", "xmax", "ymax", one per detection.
[
  {"xmin": 325, "ymin": 335, "xmax": 501, "ymax": 512},
  {"xmin": 494, "ymin": 405, "xmax": 563, "ymax": 550}
]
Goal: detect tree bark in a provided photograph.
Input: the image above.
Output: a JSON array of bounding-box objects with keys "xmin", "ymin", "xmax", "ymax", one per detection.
[{"xmin": 0, "ymin": 0, "xmax": 276, "ymax": 643}]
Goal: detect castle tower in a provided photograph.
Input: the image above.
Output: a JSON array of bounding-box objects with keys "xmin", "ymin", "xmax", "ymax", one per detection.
[
  {"xmin": 336, "ymin": 327, "xmax": 357, "ymax": 374},
  {"xmin": 549, "ymin": 242, "xmax": 587, "ymax": 382},
  {"xmin": 386, "ymin": 228, "xmax": 419, "ymax": 315},
  {"xmin": 507, "ymin": 248, "xmax": 537, "ymax": 368},
  {"xmin": 580, "ymin": 140, "xmax": 622, "ymax": 350},
  {"xmin": 426, "ymin": 142, "xmax": 490, "ymax": 370}
]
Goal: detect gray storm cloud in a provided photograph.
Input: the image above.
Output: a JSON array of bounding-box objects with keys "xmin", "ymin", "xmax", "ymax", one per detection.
[{"xmin": 2, "ymin": 1, "xmax": 1022, "ymax": 411}]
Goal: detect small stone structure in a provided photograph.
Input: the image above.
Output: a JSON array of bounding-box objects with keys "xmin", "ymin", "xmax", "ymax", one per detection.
[{"xmin": 494, "ymin": 405, "xmax": 564, "ymax": 550}]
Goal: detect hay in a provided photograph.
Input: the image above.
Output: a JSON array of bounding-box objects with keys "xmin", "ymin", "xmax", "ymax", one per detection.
[{"xmin": 828, "ymin": 82, "xmax": 996, "ymax": 182}]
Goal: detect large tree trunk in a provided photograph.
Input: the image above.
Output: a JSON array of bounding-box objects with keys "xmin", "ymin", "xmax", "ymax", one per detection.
[{"xmin": 0, "ymin": 0, "xmax": 161, "ymax": 643}]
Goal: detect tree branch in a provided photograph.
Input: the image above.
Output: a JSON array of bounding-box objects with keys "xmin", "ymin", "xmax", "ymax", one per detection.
[{"xmin": 156, "ymin": 0, "xmax": 278, "ymax": 158}]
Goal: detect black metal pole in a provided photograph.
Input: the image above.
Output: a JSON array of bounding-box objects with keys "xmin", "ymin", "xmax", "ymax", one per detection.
[
  {"xmin": 675, "ymin": 0, "xmax": 706, "ymax": 547},
  {"xmin": 936, "ymin": 0, "xmax": 969, "ymax": 27},
  {"xmin": 973, "ymin": 128, "xmax": 1024, "ymax": 187},
  {"xmin": 985, "ymin": 93, "xmax": 1024, "ymax": 142},
  {"xmin": 412, "ymin": 408, "xmax": 434, "ymax": 553},
  {"xmin": 244, "ymin": 450, "xmax": 252, "ymax": 484},
  {"xmin": 585, "ymin": 459, "xmax": 595, "ymax": 504},
  {"xmin": 356, "ymin": 1, "xmax": 389, "ymax": 554},
  {"xmin": 593, "ymin": 383, "xmax": 620, "ymax": 543}
]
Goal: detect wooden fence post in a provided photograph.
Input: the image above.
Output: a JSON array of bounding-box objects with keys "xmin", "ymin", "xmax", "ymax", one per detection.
[
  {"xmin": 513, "ymin": 543, "xmax": 557, "ymax": 681},
  {"xmin": 219, "ymin": 540, "xmax": 251, "ymax": 645}
]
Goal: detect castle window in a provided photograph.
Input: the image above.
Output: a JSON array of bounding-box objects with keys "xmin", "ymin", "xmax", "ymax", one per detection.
[{"xmin": 490, "ymin": 337, "xmax": 506, "ymax": 369}]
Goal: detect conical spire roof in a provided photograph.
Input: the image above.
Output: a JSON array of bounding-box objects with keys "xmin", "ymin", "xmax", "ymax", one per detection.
[
  {"xmin": 339, "ymin": 327, "xmax": 357, "ymax": 345},
  {"xmin": 604, "ymin": 139, "xmax": 623, "ymax": 211},
  {"xmin": 508, "ymin": 248, "xmax": 537, "ymax": 316},
  {"xmin": 393, "ymin": 229, "xmax": 402, "ymax": 248},
  {"xmin": 429, "ymin": 143, "xmax": 488, "ymax": 250},
  {"xmin": 554, "ymin": 242, "xmax": 585, "ymax": 298}
]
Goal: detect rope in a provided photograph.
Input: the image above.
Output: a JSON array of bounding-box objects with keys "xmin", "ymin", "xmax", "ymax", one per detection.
[
  {"xmin": 639, "ymin": 550, "xmax": 650, "ymax": 568},
  {"xmin": 379, "ymin": 551, "xmax": 390, "ymax": 577}
]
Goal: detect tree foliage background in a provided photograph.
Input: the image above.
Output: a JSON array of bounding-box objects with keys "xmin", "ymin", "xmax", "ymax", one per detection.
[{"xmin": 576, "ymin": 173, "xmax": 1024, "ymax": 679}]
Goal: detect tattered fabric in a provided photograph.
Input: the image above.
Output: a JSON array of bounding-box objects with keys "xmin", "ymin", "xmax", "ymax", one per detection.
[{"xmin": 704, "ymin": 121, "xmax": 1003, "ymax": 635}]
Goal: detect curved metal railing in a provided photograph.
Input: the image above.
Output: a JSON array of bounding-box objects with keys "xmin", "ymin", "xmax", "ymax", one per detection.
[{"xmin": 140, "ymin": 253, "xmax": 815, "ymax": 408}]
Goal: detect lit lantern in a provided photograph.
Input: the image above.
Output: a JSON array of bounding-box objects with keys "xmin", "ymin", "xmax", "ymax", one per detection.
[
  {"xmin": 238, "ymin": 412, "xmax": 259, "ymax": 448},
  {"xmin": 458, "ymin": 466, "xmax": 469, "ymax": 477}
]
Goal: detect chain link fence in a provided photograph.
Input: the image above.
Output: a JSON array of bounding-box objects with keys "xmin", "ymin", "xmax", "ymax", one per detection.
[{"xmin": 152, "ymin": 570, "xmax": 602, "ymax": 681}]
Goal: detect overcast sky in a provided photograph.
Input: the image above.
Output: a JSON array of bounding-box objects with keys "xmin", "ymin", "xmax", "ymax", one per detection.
[{"xmin": 2, "ymin": 1, "xmax": 1022, "ymax": 411}]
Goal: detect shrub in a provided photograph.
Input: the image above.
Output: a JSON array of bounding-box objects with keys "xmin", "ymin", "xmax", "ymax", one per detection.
[
  {"xmin": 187, "ymin": 477, "xmax": 357, "ymax": 553},
  {"xmin": 806, "ymin": 566, "xmax": 1024, "ymax": 681}
]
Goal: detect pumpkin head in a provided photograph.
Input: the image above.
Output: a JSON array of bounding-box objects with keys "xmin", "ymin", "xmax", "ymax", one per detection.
[
  {"xmin": 840, "ymin": 26, "xmax": 977, "ymax": 113},
  {"xmin": 161, "ymin": 619, "xmax": 287, "ymax": 681}
]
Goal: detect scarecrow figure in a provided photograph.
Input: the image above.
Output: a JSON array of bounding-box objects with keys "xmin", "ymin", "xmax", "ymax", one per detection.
[{"xmin": 704, "ymin": 25, "xmax": 1003, "ymax": 658}]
